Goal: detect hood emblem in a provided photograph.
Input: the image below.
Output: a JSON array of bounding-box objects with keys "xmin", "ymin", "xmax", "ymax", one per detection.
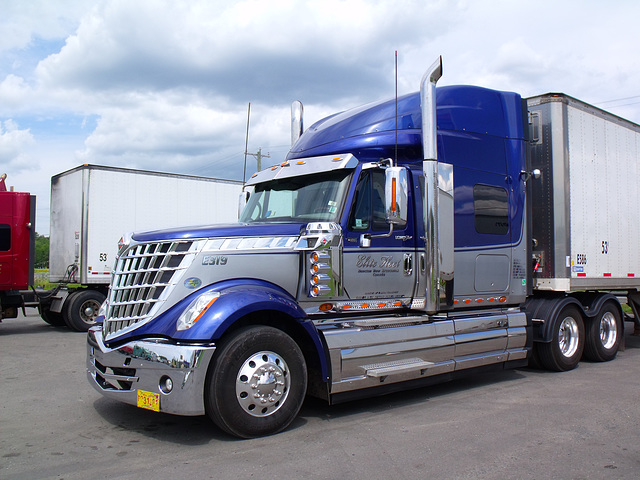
[{"xmin": 184, "ymin": 277, "xmax": 202, "ymax": 289}]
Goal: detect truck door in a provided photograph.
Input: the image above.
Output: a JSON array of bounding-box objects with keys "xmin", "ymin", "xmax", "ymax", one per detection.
[
  {"xmin": 0, "ymin": 192, "xmax": 33, "ymax": 291},
  {"xmin": 341, "ymin": 168, "xmax": 416, "ymax": 303}
]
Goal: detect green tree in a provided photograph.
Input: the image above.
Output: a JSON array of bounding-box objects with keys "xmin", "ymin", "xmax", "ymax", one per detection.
[{"xmin": 34, "ymin": 233, "xmax": 49, "ymax": 268}]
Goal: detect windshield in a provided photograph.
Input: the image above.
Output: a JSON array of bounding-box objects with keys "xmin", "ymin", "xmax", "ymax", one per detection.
[{"xmin": 240, "ymin": 170, "xmax": 352, "ymax": 223}]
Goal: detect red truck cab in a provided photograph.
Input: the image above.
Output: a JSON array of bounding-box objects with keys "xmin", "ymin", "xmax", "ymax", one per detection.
[{"xmin": 0, "ymin": 176, "xmax": 35, "ymax": 319}]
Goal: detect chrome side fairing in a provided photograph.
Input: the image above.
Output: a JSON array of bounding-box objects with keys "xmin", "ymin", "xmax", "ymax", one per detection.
[{"xmin": 319, "ymin": 309, "xmax": 528, "ymax": 395}]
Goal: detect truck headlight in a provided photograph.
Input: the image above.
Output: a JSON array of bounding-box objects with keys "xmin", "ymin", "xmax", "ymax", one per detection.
[{"xmin": 176, "ymin": 291, "xmax": 220, "ymax": 331}]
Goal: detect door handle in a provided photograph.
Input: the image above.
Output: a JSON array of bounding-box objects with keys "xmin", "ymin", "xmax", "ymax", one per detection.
[{"xmin": 404, "ymin": 253, "xmax": 413, "ymax": 276}]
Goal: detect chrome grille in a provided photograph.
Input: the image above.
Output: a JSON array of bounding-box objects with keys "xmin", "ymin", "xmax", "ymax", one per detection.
[{"xmin": 104, "ymin": 240, "xmax": 196, "ymax": 339}]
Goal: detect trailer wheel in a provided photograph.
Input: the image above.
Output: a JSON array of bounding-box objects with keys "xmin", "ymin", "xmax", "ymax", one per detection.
[
  {"xmin": 538, "ymin": 305, "xmax": 585, "ymax": 371},
  {"xmin": 205, "ymin": 325, "xmax": 307, "ymax": 438},
  {"xmin": 64, "ymin": 290, "xmax": 106, "ymax": 332},
  {"xmin": 39, "ymin": 305, "xmax": 66, "ymax": 327},
  {"xmin": 584, "ymin": 302, "xmax": 622, "ymax": 362}
]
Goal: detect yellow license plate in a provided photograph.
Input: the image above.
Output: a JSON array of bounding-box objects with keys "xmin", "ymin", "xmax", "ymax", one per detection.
[{"xmin": 137, "ymin": 390, "xmax": 160, "ymax": 412}]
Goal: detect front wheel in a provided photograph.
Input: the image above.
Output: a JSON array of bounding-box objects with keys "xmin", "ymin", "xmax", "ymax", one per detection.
[
  {"xmin": 584, "ymin": 302, "xmax": 622, "ymax": 362},
  {"xmin": 205, "ymin": 325, "xmax": 307, "ymax": 438},
  {"xmin": 538, "ymin": 305, "xmax": 585, "ymax": 371}
]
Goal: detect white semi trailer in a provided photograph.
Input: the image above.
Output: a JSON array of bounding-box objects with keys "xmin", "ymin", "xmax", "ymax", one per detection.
[{"xmin": 42, "ymin": 164, "xmax": 243, "ymax": 331}]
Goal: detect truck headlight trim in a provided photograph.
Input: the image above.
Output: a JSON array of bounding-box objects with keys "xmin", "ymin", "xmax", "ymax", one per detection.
[
  {"xmin": 176, "ymin": 291, "xmax": 220, "ymax": 331},
  {"xmin": 97, "ymin": 300, "xmax": 108, "ymax": 319},
  {"xmin": 309, "ymin": 250, "xmax": 333, "ymax": 297}
]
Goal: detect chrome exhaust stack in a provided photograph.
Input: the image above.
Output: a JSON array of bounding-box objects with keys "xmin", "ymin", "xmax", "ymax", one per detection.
[
  {"xmin": 291, "ymin": 100, "xmax": 304, "ymax": 146},
  {"xmin": 420, "ymin": 56, "xmax": 453, "ymax": 313},
  {"xmin": 420, "ymin": 57, "xmax": 442, "ymax": 163}
]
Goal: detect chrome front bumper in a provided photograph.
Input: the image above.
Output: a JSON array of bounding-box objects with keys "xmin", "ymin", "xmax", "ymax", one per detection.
[{"xmin": 86, "ymin": 326, "xmax": 216, "ymax": 416}]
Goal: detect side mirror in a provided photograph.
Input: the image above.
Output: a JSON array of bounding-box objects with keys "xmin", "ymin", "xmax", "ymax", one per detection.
[
  {"xmin": 238, "ymin": 190, "xmax": 250, "ymax": 218},
  {"xmin": 385, "ymin": 167, "xmax": 408, "ymax": 228}
]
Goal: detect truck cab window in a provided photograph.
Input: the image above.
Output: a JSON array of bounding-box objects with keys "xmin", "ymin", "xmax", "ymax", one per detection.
[
  {"xmin": 240, "ymin": 170, "xmax": 351, "ymax": 224},
  {"xmin": 473, "ymin": 184, "xmax": 509, "ymax": 235},
  {"xmin": 0, "ymin": 224, "xmax": 10, "ymax": 251},
  {"xmin": 348, "ymin": 170, "xmax": 387, "ymax": 232}
]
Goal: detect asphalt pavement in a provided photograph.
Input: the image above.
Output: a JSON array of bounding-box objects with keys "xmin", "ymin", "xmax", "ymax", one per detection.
[{"xmin": 1, "ymin": 310, "xmax": 639, "ymax": 480}]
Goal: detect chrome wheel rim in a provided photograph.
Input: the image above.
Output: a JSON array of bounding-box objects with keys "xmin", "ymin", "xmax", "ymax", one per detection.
[
  {"xmin": 236, "ymin": 351, "xmax": 290, "ymax": 417},
  {"xmin": 81, "ymin": 299, "xmax": 101, "ymax": 325},
  {"xmin": 558, "ymin": 316, "xmax": 579, "ymax": 358},
  {"xmin": 599, "ymin": 312, "xmax": 618, "ymax": 350}
]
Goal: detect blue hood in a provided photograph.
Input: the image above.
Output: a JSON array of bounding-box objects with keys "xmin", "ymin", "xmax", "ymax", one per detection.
[{"xmin": 131, "ymin": 222, "xmax": 306, "ymax": 242}]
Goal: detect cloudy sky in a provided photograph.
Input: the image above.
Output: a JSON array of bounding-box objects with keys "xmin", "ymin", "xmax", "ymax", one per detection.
[{"xmin": 2, "ymin": 0, "xmax": 639, "ymax": 234}]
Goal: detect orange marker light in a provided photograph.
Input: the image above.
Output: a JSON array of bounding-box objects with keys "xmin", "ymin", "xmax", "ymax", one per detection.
[{"xmin": 391, "ymin": 178, "xmax": 397, "ymax": 213}]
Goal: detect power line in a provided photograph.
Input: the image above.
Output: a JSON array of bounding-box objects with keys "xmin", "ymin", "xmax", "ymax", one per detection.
[
  {"xmin": 594, "ymin": 95, "xmax": 640, "ymax": 105},
  {"xmin": 606, "ymin": 100, "xmax": 640, "ymax": 108}
]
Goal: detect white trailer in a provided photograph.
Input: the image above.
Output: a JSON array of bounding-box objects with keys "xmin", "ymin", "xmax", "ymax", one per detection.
[
  {"xmin": 44, "ymin": 164, "xmax": 243, "ymax": 331},
  {"xmin": 527, "ymin": 94, "xmax": 640, "ymax": 292}
]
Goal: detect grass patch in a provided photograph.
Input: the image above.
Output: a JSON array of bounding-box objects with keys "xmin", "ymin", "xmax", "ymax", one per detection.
[{"xmin": 32, "ymin": 269, "xmax": 81, "ymax": 290}]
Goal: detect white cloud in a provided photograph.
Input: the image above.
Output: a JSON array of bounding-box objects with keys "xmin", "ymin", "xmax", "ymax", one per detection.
[
  {"xmin": 0, "ymin": 0, "xmax": 91, "ymax": 52},
  {"xmin": 0, "ymin": 119, "xmax": 36, "ymax": 172},
  {"xmin": 35, "ymin": 0, "xmax": 456, "ymax": 103},
  {"xmin": 0, "ymin": 74, "xmax": 31, "ymax": 111}
]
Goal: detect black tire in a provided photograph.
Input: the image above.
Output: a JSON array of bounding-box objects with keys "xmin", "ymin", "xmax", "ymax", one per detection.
[
  {"xmin": 584, "ymin": 302, "xmax": 622, "ymax": 362},
  {"xmin": 528, "ymin": 344, "xmax": 543, "ymax": 369},
  {"xmin": 39, "ymin": 305, "xmax": 66, "ymax": 327},
  {"xmin": 537, "ymin": 305, "xmax": 585, "ymax": 372},
  {"xmin": 205, "ymin": 325, "xmax": 307, "ymax": 438},
  {"xmin": 62, "ymin": 290, "xmax": 80, "ymax": 326},
  {"xmin": 64, "ymin": 289, "xmax": 106, "ymax": 332}
]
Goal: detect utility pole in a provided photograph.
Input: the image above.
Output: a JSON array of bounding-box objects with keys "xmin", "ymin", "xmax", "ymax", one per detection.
[
  {"xmin": 242, "ymin": 102, "xmax": 271, "ymax": 182},
  {"xmin": 246, "ymin": 147, "xmax": 270, "ymax": 172}
]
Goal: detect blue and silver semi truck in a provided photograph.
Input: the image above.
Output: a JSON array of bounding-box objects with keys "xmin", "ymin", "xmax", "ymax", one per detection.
[{"xmin": 87, "ymin": 58, "xmax": 640, "ymax": 437}]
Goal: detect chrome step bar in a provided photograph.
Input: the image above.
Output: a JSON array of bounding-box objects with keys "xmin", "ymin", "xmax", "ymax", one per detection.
[{"xmin": 364, "ymin": 357, "xmax": 435, "ymax": 377}]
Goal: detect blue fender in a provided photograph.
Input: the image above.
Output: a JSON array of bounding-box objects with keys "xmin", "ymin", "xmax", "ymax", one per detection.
[{"xmin": 125, "ymin": 278, "xmax": 330, "ymax": 380}]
